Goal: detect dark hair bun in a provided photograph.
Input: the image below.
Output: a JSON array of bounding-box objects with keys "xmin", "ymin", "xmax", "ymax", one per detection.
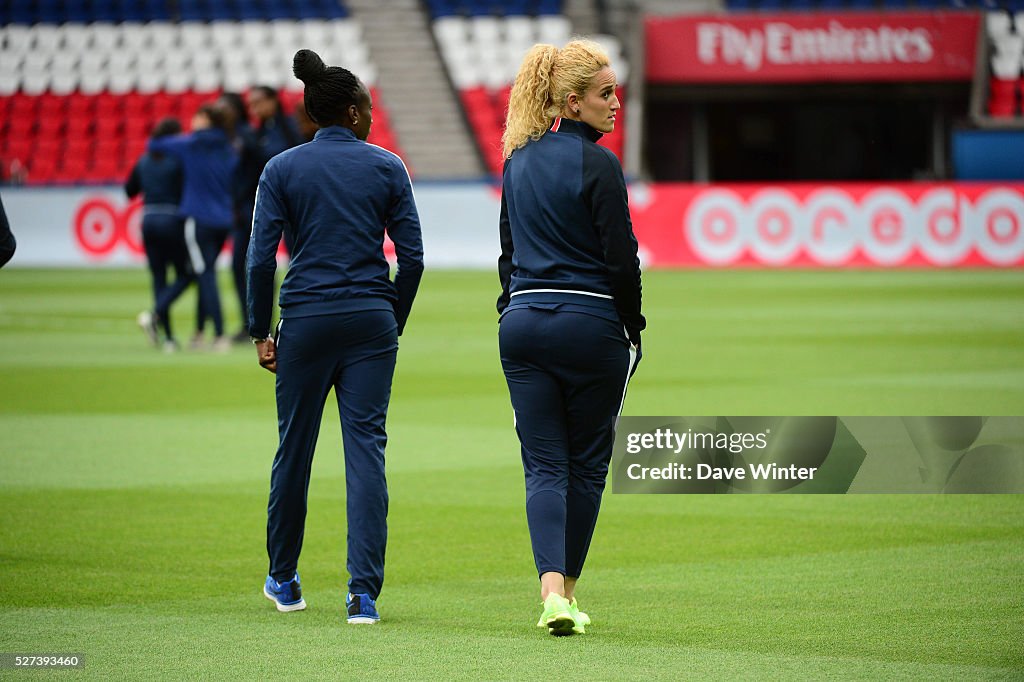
[{"xmin": 293, "ymin": 49, "xmax": 327, "ymax": 85}]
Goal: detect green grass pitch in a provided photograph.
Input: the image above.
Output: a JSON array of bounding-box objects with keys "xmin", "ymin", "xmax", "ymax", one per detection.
[{"xmin": 0, "ymin": 267, "xmax": 1022, "ymax": 680}]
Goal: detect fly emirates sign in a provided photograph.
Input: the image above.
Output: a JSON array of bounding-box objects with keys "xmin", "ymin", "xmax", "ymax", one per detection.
[
  {"xmin": 646, "ymin": 12, "xmax": 979, "ymax": 83},
  {"xmin": 697, "ymin": 21, "xmax": 933, "ymax": 71}
]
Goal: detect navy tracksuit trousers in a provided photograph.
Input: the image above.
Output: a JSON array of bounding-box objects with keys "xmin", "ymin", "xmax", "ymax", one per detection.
[
  {"xmin": 190, "ymin": 222, "xmax": 230, "ymax": 337},
  {"xmin": 499, "ymin": 304, "xmax": 637, "ymax": 578},
  {"xmin": 267, "ymin": 309, "xmax": 398, "ymax": 599},
  {"xmin": 141, "ymin": 213, "xmax": 193, "ymax": 340}
]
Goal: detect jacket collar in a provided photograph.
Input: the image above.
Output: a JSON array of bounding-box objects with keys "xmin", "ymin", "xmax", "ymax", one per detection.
[
  {"xmin": 549, "ymin": 117, "xmax": 602, "ymax": 143},
  {"xmin": 314, "ymin": 126, "xmax": 359, "ymax": 142}
]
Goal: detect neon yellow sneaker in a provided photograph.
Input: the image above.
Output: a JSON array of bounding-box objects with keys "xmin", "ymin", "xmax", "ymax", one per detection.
[
  {"xmin": 568, "ymin": 598, "xmax": 590, "ymax": 634},
  {"xmin": 535, "ymin": 593, "xmax": 575, "ymax": 636}
]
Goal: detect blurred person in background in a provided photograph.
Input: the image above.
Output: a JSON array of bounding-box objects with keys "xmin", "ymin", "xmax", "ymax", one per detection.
[
  {"xmin": 247, "ymin": 85, "xmax": 303, "ymax": 161},
  {"xmin": 497, "ymin": 40, "xmax": 644, "ymax": 636},
  {"xmin": 249, "ymin": 49, "xmax": 423, "ymax": 624},
  {"xmin": 293, "ymin": 101, "xmax": 319, "ymax": 143},
  {"xmin": 149, "ymin": 102, "xmax": 239, "ymax": 352},
  {"xmin": 127, "ymin": 117, "xmax": 192, "ymax": 351},
  {"xmin": 0, "ymin": 193, "xmax": 15, "ymax": 267},
  {"xmin": 219, "ymin": 91, "xmax": 265, "ymax": 344}
]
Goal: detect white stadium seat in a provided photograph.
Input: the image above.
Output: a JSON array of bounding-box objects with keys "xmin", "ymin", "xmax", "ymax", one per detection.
[
  {"xmin": 78, "ymin": 51, "xmax": 108, "ymax": 74},
  {"xmin": 991, "ymin": 54, "xmax": 1023, "ymax": 79},
  {"xmin": 301, "ymin": 19, "xmax": 335, "ymax": 47},
  {"xmin": 211, "ymin": 21, "xmax": 244, "ymax": 48},
  {"xmin": 448, "ymin": 59, "xmax": 480, "ymax": 90},
  {"xmin": 22, "ymin": 72, "xmax": 49, "ymax": 95},
  {"xmin": 268, "ymin": 20, "xmax": 302, "ymax": 48},
  {"xmin": 32, "ymin": 25, "xmax": 62, "ymax": 51},
  {"xmin": 0, "ymin": 72, "xmax": 20, "ymax": 96},
  {"xmin": 192, "ymin": 68, "xmax": 222, "ymax": 92},
  {"xmin": 987, "ymin": 12, "xmax": 1012, "ymax": 38},
  {"xmin": 22, "ymin": 52, "xmax": 52, "ymax": 72},
  {"xmin": 0, "ymin": 52, "xmax": 23, "ymax": 73},
  {"xmin": 61, "ymin": 25, "xmax": 90, "ymax": 51},
  {"xmin": 433, "ymin": 17, "xmax": 468, "ymax": 49},
  {"xmin": 179, "ymin": 22, "xmax": 212, "ymax": 50},
  {"xmin": 119, "ymin": 23, "xmax": 150, "ymax": 50},
  {"xmin": 505, "ymin": 17, "xmax": 535, "ymax": 46},
  {"xmin": 470, "ymin": 17, "xmax": 502, "ymax": 45},
  {"xmin": 136, "ymin": 70, "xmax": 166, "ymax": 94},
  {"xmin": 162, "ymin": 51, "xmax": 190, "ymax": 73},
  {"xmin": 50, "ymin": 71, "xmax": 79, "ymax": 95},
  {"xmin": 147, "ymin": 23, "xmax": 179, "ymax": 50},
  {"xmin": 108, "ymin": 71, "xmax": 137, "ymax": 94},
  {"xmin": 164, "ymin": 69, "xmax": 192, "ymax": 94},
  {"xmin": 2, "ymin": 25, "xmax": 33, "ymax": 54},
  {"xmin": 333, "ymin": 20, "xmax": 362, "ymax": 46},
  {"xmin": 191, "ymin": 51, "xmax": 220, "ymax": 71},
  {"xmin": 222, "ymin": 69, "xmax": 254, "ymax": 93},
  {"xmin": 537, "ymin": 16, "xmax": 571, "ymax": 45},
  {"xmin": 89, "ymin": 23, "xmax": 121, "ymax": 51},
  {"xmin": 993, "ymin": 34, "xmax": 1024, "ymax": 58},
  {"xmin": 78, "ymin": 70, "xmax": 109, "ymax": 94},
  {"xmin": 241, "ymin": 21, "xmax": 273, "ymax": 47}
]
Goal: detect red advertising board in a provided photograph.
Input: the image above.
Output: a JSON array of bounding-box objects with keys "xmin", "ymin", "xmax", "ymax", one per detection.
[
  {"xmin": 628, "ymin": 183, "xmax": 1024, "ymax": 267},
  {"xmin": 646, "ymin": 12, "xmax": 980, "ymax": 83}
]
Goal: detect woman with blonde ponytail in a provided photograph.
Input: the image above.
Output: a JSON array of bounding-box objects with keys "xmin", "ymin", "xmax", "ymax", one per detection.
[{"xmin": 496, "ymin": 39, "xmax": 646, "ymax": 636}]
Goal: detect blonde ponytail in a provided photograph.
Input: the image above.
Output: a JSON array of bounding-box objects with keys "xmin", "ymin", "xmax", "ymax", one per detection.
[
  {"xmin": 501, "ymin": 39, "xmax": 611, "ymax": 159},
  {"xmin": 501, "ymin": 44, "xmax": 558, "ymax": 159}
]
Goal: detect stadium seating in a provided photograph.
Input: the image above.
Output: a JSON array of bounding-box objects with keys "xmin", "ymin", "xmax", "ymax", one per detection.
[
  {"xmin": 986, "ymin": 10, "xmax": 1024, "ymax": 117},
  {"xmin": 433, "ymin": 11, "xmax": 629, "ymax": 175},
  {"xmin": 0, "ymin": 3, "xmax": 405, "ymax": 185}
]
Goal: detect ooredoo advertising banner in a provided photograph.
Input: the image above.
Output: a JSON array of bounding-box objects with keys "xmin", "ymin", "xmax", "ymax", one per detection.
[
  {"xmin": 2, "ymin": 182, "xmax": 1022, "ymax": 268},
  {"xmin": 628, "ymin": 183, "xmax": 1024, "ymax": 267},
  {"xmin": 646, "ymin": 12, "xmax": 980, "ymax": 83}
]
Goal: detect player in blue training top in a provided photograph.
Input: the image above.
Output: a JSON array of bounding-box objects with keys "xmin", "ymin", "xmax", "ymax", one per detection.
[
  {"xmin": 497, "ymin": 39, "xmax": 645, "ymax": 636},
  {"xmin": 148, "ymin": 102, "xmax": 239, "ymax": 351},
  {"xmin": 248, "ymin": 49, "xmax": 424, "ymax": 625}
]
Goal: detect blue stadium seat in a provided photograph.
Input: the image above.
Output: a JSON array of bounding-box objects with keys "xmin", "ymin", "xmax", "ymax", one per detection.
[
  {"xmin": 842, "ymin": 0, "xmax": 872, "ymax": 9},
  {"xmin": 533, "ymin": 0, "xmax": 562, "ymax": 14},
  {"xmin": 428, "ymin": 0, "xmax": 458, "ymax": 17}
]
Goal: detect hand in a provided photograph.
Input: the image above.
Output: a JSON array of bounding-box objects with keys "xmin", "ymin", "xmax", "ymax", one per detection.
[{"xmin": 255, "ymin": 337, "xmax": 277, "ymax": 374}]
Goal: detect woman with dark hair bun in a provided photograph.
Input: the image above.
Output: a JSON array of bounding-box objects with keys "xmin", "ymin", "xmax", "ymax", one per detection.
[
  {"xmin": 250, "ymin": 49, "xmax": 424, "ymax": 625},
  {"xmin": 127, "ymin": 116, "xmax": 192, "ymax": 351},
  {"xmin": 148, "ymin": 102, "xmax": 239, "ymax": 351}
]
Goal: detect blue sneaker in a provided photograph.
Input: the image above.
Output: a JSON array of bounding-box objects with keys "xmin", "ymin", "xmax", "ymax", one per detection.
[
  {"xmin": 346, "ymin": 592, "xmax": 380, "ymax": 624},
  {"xmin": 263, "ymin": 574, "xmax": 306, "ymax": 612}
]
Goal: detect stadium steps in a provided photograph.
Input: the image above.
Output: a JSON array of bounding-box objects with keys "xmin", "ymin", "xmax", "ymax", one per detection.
[
  {"xmin": 563, "ymin": 0, "xmax": 600, "ymax": 35},
  {"xmin": 345, "ymin": 0, "xmax": 484, "ymax": 178}
]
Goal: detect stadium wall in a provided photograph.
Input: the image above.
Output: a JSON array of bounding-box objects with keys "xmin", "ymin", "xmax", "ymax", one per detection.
[{"xmin": 3, "ymin": 182, "xmax": 1023, "ymax": 268}]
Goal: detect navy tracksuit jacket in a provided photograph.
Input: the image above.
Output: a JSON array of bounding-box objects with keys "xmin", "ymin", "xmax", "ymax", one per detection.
[
  {"xmin": 498, "ymin": 117, "xmax": 645, "ymax": 579},
  {"xmin": 149, "ymin": 128, "xmax": 239, "ymax": 337},
  {"xmin": 248, "ymin": 125, "xmax": 424, "ymax": 597},
  {"xmin": 125, "ymin": 150, "xmax": 190, "ymax": 340},
  {"xmin": 0, "ymin": 194, "xmax": 15, "ymax": 268}
]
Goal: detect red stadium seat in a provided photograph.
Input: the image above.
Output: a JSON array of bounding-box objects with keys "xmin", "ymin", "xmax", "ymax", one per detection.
[
  {"xmin": 36, "ymin": 117, "xmax": 65, "ymax": 138},
  {"xmin": 6, "ymin": 116, "xmax": 36, "ymax": 139},
  {"xmin": 988, "ymin": 78, "xmax": 1019, "ymax": 117},
  {"xmin": 95, "ymin": 116, "xmax": 125, "ymax": 139},
  {"xmin": 28, "ymin": 156, "xmax": 58, "ymax": 183},
  {"xmin": 65, "ymin": 117, "xmax": 94, "ymax": 139}
]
